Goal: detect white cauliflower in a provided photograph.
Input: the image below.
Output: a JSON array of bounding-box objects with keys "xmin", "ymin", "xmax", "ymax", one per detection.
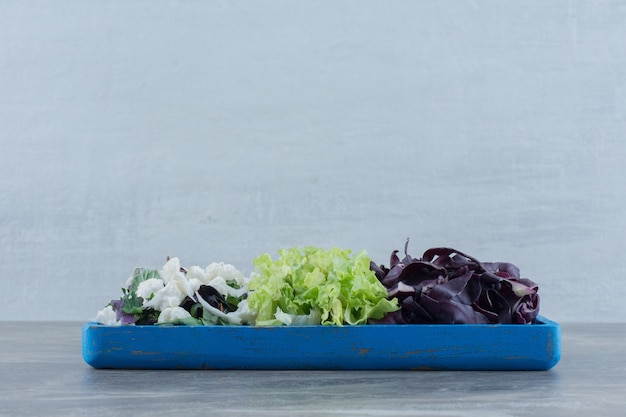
[
  {"xmin": 157, "ymin": 306, "xmax": 192, "ymax": 324},
  {"xmin": 143, "ymin": 281, "xmax": 186, "ymax": 311},
  {"xmin": 136, "ymin": 278, "xmax": 165, "ymax": 303},
  {"xmin": 205, "ymin": 262, "xmax": 245, "ymax": 286},
  {"xmin": 94, "ymin": 305, "xmax": 121, "ymax": 326}
]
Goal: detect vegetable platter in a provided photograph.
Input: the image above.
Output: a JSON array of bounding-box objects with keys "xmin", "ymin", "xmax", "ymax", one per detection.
[{"xmin": 83, "ymin": 242, "xmax": 561, "ymax": 370}]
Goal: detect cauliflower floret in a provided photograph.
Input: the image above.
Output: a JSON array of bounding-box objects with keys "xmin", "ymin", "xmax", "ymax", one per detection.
[
  {"xmin": 160, "ymin": 257, "xmax": 184, "ymax": 283},
  {"xmin": 186, "ymin": 265, "xmax": 208, "ymax": 282},
  {"xmin": 159, "ymin": 257, "xmax": 196, "ymax": 297},
  {"xmin": 136, "ymin": 278, "xmax": 165, "ymax": 303},
  {"xmin": 157, "ymin": 306, "xmax": 192, "ymax": 324},
  {"xmin": 182, "ymin": 261, "xmax": 247, "ymax": 297},
  {"xmin": 205, "ymin": 262, "xmax": 245, "ymax": 286},
  {"xmin": 143, "ymin": 281, "xmax": 185, "ymax": 311},
  {"xmin": 185, "ymin": 265, "xmax": 208, "ymax": 293},
  {"xmin": 94, "ymin": 305, "xmax": 121, "ymax": 326}
]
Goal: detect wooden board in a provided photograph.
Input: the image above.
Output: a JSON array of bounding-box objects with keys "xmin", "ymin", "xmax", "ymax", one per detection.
[{"xmin": 82, "ymin": 316, "xmax": 560, "ymax": 370}]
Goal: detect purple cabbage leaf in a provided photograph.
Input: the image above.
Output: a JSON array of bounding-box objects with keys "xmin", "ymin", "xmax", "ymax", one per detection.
[{"xmin": 369, "ymin": 241, "xmax": 540, "ymax": 325}]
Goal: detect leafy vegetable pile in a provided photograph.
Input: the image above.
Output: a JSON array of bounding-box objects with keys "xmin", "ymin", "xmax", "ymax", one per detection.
[
  {"xmin": 95, "ymin": 258, "xmax": 255, "ymax": 327},
  {"xmin": 370, "ymin": 241, "xmax": 540, "ymax": 324},
  {"xmin": 248, "ymin": 247, "xmax": 398, "ymax": 326},
  {"xmin": 94, "ymin": 243, "xmax": 540, "ymax": 326}
]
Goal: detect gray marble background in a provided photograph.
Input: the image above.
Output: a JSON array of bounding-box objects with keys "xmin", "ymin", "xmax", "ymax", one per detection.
[{"xmin": 2, "ymin": 0, "xmax": 625, "ymax": 322}]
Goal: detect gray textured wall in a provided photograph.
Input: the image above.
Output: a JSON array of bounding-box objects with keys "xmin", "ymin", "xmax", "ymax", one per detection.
[{"xmin": 2, "ymin": 0, "xmax": 625, "ymax": 322}]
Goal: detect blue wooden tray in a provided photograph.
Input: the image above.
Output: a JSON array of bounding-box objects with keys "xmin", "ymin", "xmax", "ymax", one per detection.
[{"xmin": 82, "ymin": 316, "xmax": 560, "ymax": 370}]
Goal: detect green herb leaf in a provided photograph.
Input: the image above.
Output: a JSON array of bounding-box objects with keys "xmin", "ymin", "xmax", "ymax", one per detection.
[{"xmin": 121, "ymin": 268, "xmax": 160, "ymax": 315}]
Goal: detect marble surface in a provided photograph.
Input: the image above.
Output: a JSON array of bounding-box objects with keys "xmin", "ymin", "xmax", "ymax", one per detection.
[
  {"xmin": 3, "ymin": 0, "xmax": 626, "ymax": 323},
  {"xmin": 1, "ymin": 322, "xmax": 625, "ymax": 416}
]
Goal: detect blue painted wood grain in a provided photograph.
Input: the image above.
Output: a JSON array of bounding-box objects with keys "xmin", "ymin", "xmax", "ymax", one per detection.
[{"xmin": 82, "ymin": 317, "xmax": 560, "ymax": 371}]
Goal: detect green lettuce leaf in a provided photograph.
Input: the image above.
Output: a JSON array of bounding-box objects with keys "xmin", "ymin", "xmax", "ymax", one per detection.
[{"xmin": 247, "ymin": 247, "xmax": 399, "ymax": 326}]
